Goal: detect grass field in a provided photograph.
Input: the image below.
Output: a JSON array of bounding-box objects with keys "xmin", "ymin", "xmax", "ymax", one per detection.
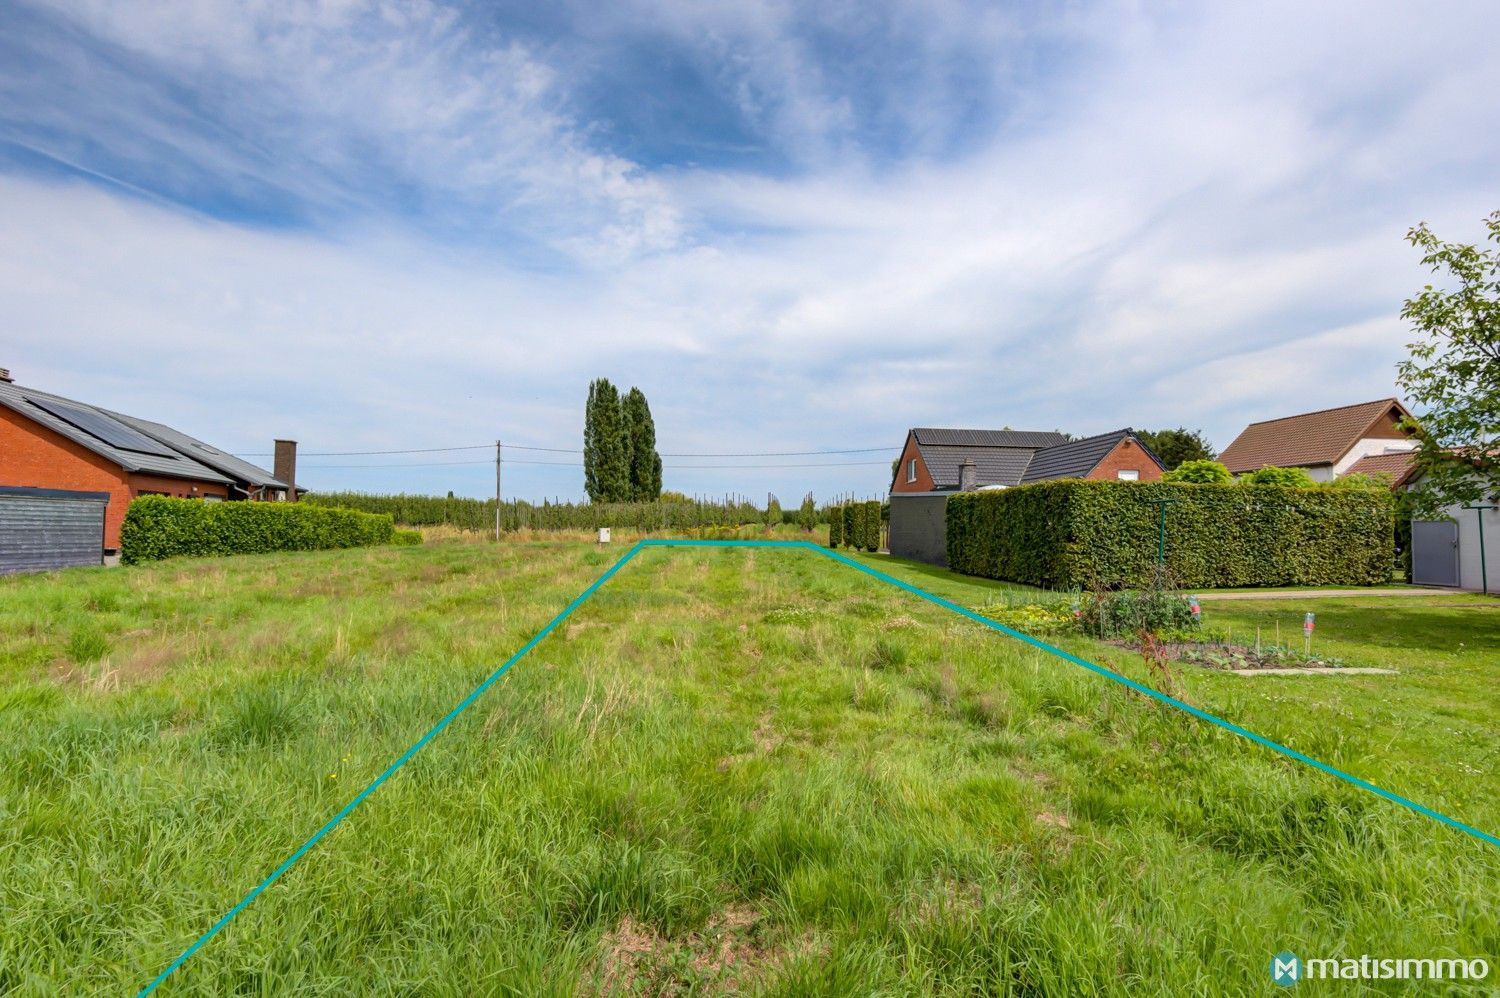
[{"xmin": 1, "ymin": 538, "xmax": 1497, "ymax": 994}]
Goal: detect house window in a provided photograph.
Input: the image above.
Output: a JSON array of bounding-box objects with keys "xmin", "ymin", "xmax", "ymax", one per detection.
[
  {"xmin": 1117, "ymin": 469, "xmax": 1140, "ymax": 481},
  {"xmin": 907, "ymin": 459, "xmax": 917, "ymax": 483}
]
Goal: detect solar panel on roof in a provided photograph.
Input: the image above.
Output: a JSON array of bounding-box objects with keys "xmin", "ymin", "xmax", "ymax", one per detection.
[{"xmin": 29, "ymin": 398, "xmax": 180, "ymax": 459}]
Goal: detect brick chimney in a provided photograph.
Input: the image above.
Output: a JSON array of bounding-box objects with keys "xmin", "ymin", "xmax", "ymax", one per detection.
[
  {"xmin": 273, "ymin": 439, "xmax": 299, "ymax": 501},
  {"xmin": 958, "ymin": 458, "xmax": 978, "ymax": 492}
]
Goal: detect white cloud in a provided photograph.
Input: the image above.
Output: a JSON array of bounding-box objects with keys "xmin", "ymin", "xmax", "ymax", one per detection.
[{"xmin": 2, "ymin": 0, "xmax": 1498, "ymax": 500}]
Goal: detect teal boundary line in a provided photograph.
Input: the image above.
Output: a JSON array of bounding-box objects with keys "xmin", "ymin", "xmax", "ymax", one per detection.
[{"xmin": 139, "ymin": 538, "xmax": 1499, "ymax": 994}]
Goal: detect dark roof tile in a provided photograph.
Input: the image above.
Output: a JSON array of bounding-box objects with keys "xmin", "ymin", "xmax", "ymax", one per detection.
[
  {"xmin": 912, "ymin": 428, "xmax": 1068, "ymax": 449},
  {"xmin": 1021, "ymin": 429, "xmax": 1148, "ymax": 483}
]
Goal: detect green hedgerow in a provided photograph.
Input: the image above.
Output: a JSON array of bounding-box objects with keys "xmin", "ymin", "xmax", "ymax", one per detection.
[
  {"xmin": 946, "ymin": 480, "xmax": 1392, "ymax": 589},
  {"xmin": 120, "ymin": 496, "xmax": 395, "ymax": 565}
]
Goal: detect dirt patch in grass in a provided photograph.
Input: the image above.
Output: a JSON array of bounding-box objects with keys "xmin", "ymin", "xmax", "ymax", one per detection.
[
  {"xmin": 113, "ymin": 641, "xmax": 179, "ymax": 682},
  {"xmin": 1036, "ymin": 809, "xmax": 1071, "ymax": 830},
  {"xmin": 50, "ymin": 640, "xmax": 179, "ymax": 690},
  {"xmin": 591, "ymin": 905, "xmax": 809, "ymax": 994},
  {"xmin": 717, "ymin": 715, "xmax": 780, "ymax": 771}
]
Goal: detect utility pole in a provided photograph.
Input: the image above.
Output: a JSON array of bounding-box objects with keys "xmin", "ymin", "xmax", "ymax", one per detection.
[{"xmin": 495, "ymin": 439, "xmax": 502, "ymax": 542}]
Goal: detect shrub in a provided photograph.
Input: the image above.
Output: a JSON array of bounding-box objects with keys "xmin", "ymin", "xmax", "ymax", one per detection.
[
  {"xmin": 980, "ymin": 604, "xmax": 1075, "ymax": 635},
  {"xmin": 1076, "ymin": 586, "xmax": 1200, "ymax": 639},
  {"xmin": 828, "ymin": 504, "xmax": 844, "ymax": 547},
  {"xmin": 842, "ymin": 504, "xmax": 858, "ymax": 551},
  {"xmin": 392, "ymin": 529, "xmax": 424, "ymax": 546},
  {"xmin": 1329, "ymin": 471, "xmax": 1393, "ymax": 490},
  {"xmin": 765, "ymin": 494, "xmax": 781, "ymax": 529},
  {"xmin": 1163, "ymin": 460, "xmax": 1232, "ymax": 484},
  {"xmin": 797, "ymin": 493, "xmax": 817, "ymax": 532},
  {"xmin": 121, "ymin": 496, "xmax": 396, "ymax": 565},
  {"xmin": 946, "ymin": 480, "xmax": 1393, "ymax": 588},
  {"xmin": 1240, "ymin": 465, "xmax": 1317, "ymax": 488}
]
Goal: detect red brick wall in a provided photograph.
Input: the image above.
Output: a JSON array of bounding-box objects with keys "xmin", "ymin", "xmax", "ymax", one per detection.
[
  {"xmin": 890, "ymin": 433, "xmax": 936, "ymax": 493},
  {"xmin": 1085, "ymin": 438, "xmax": 1164, "ymax": 482},
  {"xmin": 0, "ymin": 406, "xmax": 227, "ymax": 549}
]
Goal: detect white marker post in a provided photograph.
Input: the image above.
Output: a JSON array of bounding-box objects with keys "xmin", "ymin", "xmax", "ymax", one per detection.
[{"xmin": 1303, "ymin": 612, "xmax": 1315, "ymax": 656}]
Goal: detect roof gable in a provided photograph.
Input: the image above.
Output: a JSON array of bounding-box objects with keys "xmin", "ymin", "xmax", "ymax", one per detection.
[
  {"xmin": 905, "ymin": 426, "xmax": 1161, "ymax": 489},
  {"xmin": 1219, "ymin": 399, "xmax": 1413, "ymax": 473},
  {"xmin": 1021, "ymin": 428, "xmax": 1159, "ymax": 483},
  {"xmin": 908, "ymin": 427, "xmax": 1069, "ymax": 489}
]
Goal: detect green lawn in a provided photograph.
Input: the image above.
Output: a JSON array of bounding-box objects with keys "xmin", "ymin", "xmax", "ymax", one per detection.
[{"xmin": 1, "ymin": 540, "xmax": 1496, "ymax": 994}]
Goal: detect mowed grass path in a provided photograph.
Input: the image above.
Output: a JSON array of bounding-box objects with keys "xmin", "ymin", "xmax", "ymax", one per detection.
[{"xmin": 0, "ymin": 540, "xmax": 1496, "ymax": 994}]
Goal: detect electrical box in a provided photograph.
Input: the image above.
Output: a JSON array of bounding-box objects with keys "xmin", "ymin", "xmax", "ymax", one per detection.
[{"xmin": 598, "ymin": 527, "xmax": 611, "ymax": 544}]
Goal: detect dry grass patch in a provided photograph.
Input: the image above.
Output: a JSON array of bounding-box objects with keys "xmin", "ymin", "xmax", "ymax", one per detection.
[{"xmin": 589, "ymin": 904, "xmax": 805, "ymax": 995}]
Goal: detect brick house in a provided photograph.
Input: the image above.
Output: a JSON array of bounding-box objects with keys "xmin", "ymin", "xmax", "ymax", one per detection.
[
  {"xmin": 1218, "ymin": 398, "xmax": 1417, "ymax": 482},
  {"xmin": 0, "ymin": 369, "xmax": 297, "ymax": 571},
  {"xmin": 888, "ymin": 427, "xmax": 1165, "ymax": 565}
]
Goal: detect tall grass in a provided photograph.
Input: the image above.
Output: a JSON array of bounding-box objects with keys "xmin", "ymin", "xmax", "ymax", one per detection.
[{"xmin": 0, "ymin": 542, "xmax": 1494, "ymax": 993}]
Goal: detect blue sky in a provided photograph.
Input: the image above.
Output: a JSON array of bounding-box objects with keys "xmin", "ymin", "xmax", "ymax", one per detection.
[{"xmin": 2, "ymin": 0, "xmax": 1497, "ymax": 501}]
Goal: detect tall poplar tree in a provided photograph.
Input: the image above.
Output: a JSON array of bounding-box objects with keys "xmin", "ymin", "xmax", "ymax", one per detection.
[
  {"xmin": 622, "ymin": 386, "xmax": 663, "ymax": 501},
  {"xmin": 583, "ymin": 378, "xmax": 630, "ymax": 503}
]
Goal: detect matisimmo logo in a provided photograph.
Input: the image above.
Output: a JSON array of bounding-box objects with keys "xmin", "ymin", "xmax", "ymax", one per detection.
[
  {"xmin": 1270, "ymin": 951, "xmax": 1490, "ymax": 985},
  {"xmin": 1271, "ymin": 952, "xmax": 1300, "ymax": 986}
]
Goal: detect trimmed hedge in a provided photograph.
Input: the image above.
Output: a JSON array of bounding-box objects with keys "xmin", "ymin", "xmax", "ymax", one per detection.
[
  {"xmin": 946, "ymin": 480, "xmax": 1393, "ymax": 588},
  {"xmin": 121, "ymin": 496, "xmax": 396, "ymax": 565},
  {"xmin": 858, "ymin": 500, "xmax": 882, "ymax": 551},
  {"xmin": 827, "ymin": 504, "xmax": 844, "ymax": 547},
  {"xmin": 828, "ymin": 501, "xmax": 882, "ymax": 551}
]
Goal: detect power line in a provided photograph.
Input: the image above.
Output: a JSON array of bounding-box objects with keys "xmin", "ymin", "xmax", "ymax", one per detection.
[
  {"xmin": 660, "ymin": 447, "xmax": 889, "ymax": 457},
  {"xmin": 302, "ymin": 458, "xmax": 893, "ymax": 470},
  {"xmin": 243, "ymin": 445, "xmax": 493, "ymax": 457},
  {"xmin": 244, "ymin": 443, "xmax": 891, "ymax": 458}
]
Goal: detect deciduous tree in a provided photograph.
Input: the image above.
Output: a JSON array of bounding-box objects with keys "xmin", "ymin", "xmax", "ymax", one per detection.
[
  {"xmin": 1398, "ymin": 211, "xmax": 1500, "ymax": 513},
  {"xmin": 797, "ymin": 493, "xmax": 817, "ymax": 532},
  {"xmin": 1138, "ymin": 428, "xmax": 1216, "ymax": 470},
  {"xmin": 1162, "ymin": 460, "xmax": 1232, "ymax": 484}
]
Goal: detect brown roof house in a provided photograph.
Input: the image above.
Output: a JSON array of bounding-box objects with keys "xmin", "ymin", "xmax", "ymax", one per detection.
[
  {"xmin": 1218, "ymin": 398, "xmax": 1418, "ymax": 483},
  {"xmin": 888, "ymin": 426, "xmax": 1165, "ymax": 565}
]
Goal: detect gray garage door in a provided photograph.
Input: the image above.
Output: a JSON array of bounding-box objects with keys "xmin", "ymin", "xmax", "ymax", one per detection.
[
  {"xmin": 0, "ymin": 487, "xmax": 109, "ymax": 575},
  {"xmin": 889, "ymin": 494, "xmax": 950, "ymax": 566},
  {"xmin": 1410, "ymin": 519, "xmax": 1459, "ymax": 587}
]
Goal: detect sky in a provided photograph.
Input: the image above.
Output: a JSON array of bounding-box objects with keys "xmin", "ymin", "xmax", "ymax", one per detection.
[{"xmin": 1, "ymin": 0, "xmax": 1497, "ymax": 502}]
